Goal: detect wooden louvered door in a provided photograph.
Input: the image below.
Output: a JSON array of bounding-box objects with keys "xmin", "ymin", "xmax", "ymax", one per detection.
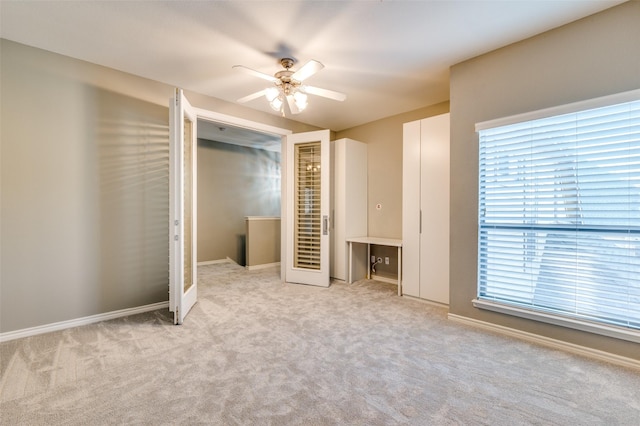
[{"xmin": 285, "ymin": 130, "xmax": 330, "ymax": 287}]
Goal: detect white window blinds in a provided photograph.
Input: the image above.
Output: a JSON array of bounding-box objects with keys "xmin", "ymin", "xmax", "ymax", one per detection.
[
  {"xmin": 294, "ymin": 142, "xmax": 321, "ymax": 270},
  {"xmin": 477, "ymin": 97, "xmax": 640, "ymax": 338}
]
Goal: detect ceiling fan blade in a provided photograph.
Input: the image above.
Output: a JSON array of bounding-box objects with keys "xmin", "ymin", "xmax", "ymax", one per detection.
[
  {"xmin": 232, "ymin": 65, "xmax": 279, "ymax": 82},
  {"xmin": 286, "ymin": 95, "xmax": 302, "ymax": 114},
  {"xmin": 304, "ymin": 85, "xmax": 347, "ymax": 102},
  {"xmin": 291, "ymin": 60, "xmax": 324, "ymax": 81},
  {"xmin": 237, "ymin": 89, "xmax": 268, "ymax": 103}
]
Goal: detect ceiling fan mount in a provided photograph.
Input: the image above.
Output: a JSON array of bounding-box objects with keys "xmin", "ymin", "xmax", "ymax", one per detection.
[
  {"xmin": 233, "ymin": 57, "xmax": 347, "ymax": 115},
  {"xmin": 279, "ymin": 57, "xmax": 295, "ymax": 70}
]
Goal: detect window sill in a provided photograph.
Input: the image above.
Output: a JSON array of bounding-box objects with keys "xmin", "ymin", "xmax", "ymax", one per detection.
[{"xmin": 472, "ymin": 299, "xmax": 640, "ymax": 344}]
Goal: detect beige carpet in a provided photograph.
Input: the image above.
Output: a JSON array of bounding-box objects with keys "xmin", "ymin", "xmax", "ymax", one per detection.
[{"xmin": 1, "ymin": 262, "xmax": 639, "ymax": 425}]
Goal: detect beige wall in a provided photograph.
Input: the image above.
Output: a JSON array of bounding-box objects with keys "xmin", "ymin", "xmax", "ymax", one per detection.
[
  {"xmin": 0, "ymin": 40, "xmax": 316, "ymax": 333},
  {"xmin": 449, "ymin": 1, "xmax": 640, "ymax": 360},
  {"xmin": 336, "ymin": 102, "xmax": 449, "ymax": 277},
  {"xmin": 197, "ymin": 140, "xmax": 280, "ymax": 264},
  {"xmin": 246, "ymin": 218, "xmax": 281, "ymax": 268}
]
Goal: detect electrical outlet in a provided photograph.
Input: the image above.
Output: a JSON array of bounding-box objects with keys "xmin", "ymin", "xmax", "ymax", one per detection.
[
  {"xmin": 371, "ymin": 255, "xmax": 375, "ymax": 263},
  {"xmin": 385, "ymin": 257, "xmax": 390, "ymax": 265}
]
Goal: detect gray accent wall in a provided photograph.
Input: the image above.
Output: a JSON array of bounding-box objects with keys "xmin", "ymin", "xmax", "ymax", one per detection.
[
  {"xmin": 449, "ymin": 1, "xmax": 640, "ymax": 360},
  {"xmin": 197, "ymin": 139, "xmax": 281, "ymax": 265},
  {"xmin": 1, "ymin": 41, "xmax": 171, "ymax": 332}
]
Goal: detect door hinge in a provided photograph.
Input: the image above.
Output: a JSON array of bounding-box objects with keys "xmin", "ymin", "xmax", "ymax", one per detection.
[{"xmin": 174, "ymin": 235, "xmax": 179, "ymax": 241}]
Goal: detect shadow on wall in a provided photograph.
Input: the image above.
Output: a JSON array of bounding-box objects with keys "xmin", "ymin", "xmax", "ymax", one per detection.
[
  {"xmin": 237, "ymin": 234, "xmax": 246, "ymax": 266},
  {"xmin": 92, "ymin": 88, "xmax": 170, "ymax": 310}
]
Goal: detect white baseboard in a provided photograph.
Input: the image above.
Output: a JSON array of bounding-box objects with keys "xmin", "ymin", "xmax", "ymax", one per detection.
[
  {"xmin": 448, "ymin": 313, "xmax": 640, "ymax": 371},
  {"xmin": 402, "ymin": 295, "xmax": 449, "ymax": 309},
  {"xmin": 246, "ymin": 262, "xmax": 280, "ymax": 271},
  {"xmin": 0, "ymin": 301, "xmax": 169, "ymax": 343},
  {"xmin": 370, "ymin": 274, "xmax": 399, "ymax": 285},
  {"xmin": 198, "ymin": 257, "xmax": 235, "ymax": 266}
]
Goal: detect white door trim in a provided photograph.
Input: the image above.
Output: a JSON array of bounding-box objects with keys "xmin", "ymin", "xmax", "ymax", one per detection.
[
  {"xmin": 193, "ymin": 108, "xmax": 292, "ymax": 138},
  {"xmin": 191, "ymin": 107, "xmax": 292, "ymax": 280}
]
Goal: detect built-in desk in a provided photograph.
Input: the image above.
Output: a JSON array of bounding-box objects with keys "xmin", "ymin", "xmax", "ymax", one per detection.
[{"xmin": 346, "ymin": 236, "xmax": 403, "ymax": 295}]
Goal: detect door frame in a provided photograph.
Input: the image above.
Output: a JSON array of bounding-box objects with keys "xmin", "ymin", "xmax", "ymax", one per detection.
[{"xmin": 191, "ymin": 107, "xmax": 292, "ymax": 280}]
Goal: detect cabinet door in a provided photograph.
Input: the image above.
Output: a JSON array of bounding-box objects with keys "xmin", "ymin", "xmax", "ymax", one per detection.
[
  {"xmin": 419, "ymin": 113, "xmax": 450, "ymax": 304},
  {"xmin": 402, "ymin": 121, "xmax": 421, "ymax": 297},
  {"xmin": 331, "ymin": 139, "xmax": 368, "ymax": 281},
  {"xmin": 330, "ymin": 141, "xmax": 338, "ymax": 278},
  {"xmin": 343, "ymin": 140, "xmax": 368, "ymax": 280}
]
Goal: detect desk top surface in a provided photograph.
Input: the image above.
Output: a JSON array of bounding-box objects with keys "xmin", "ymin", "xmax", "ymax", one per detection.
[{"xmin": 346, "ymin": 236, "xmax": 402, "ymax": 247}]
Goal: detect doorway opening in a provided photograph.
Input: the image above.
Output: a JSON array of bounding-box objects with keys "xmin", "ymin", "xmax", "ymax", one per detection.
[
  {"xmin": 170, "ymin": 91, "xmax": 332, "ymax": 324},
  {"xmin": 196, "ymin": 119, "xmax": 282, "ymax": 269}
]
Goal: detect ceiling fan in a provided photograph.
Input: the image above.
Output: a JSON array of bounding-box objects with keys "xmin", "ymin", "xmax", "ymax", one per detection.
[{"xmin": 233, "ymin": 58, "xmax": 346, "ymax": 115}]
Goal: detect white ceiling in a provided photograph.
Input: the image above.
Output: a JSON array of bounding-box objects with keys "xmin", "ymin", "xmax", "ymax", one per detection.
[{"xmin": 0, "ymin": 0, "xmax": 625, "ymax": 131}]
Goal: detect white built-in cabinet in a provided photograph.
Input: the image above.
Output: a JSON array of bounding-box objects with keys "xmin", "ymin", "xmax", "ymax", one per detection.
[
  {"xmin": 402, "ymin": 113, "xmax": 450, "ymax": 304},
  {"xmin": 330, "ymin": 138, "xmax": 368, "ymax": 281}
]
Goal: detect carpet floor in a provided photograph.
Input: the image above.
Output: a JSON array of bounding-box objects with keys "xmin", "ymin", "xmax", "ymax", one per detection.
[{"xmin": 1, "ymin": 262, "xmax": 639, "ymax": 425}]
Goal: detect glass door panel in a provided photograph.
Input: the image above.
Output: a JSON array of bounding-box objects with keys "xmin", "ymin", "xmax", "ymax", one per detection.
[{"xmin": 169, "ymin": 88, "xmax": 197, "ymax": 324}]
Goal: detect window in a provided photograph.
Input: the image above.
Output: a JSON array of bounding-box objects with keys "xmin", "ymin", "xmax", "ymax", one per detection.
[{"xmin": 475, "ymin": 91, "xmax": 640, "ymax": 343}]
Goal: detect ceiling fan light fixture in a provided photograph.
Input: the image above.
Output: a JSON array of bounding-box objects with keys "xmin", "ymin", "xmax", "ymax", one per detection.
[
  {"xmin": 235, "ymin": 57, "xmax": 346, "ymax": 116},
  {"xmin": 269, "ymin": 96, "xmax": 283, "ymax": 112},
  {"xmin": 293, "ymin": 91, "xmax": 308, "ymax": 110},
  {"xmin": 265, "ymin": 87, "xmax": 280, "ymax": 102}
]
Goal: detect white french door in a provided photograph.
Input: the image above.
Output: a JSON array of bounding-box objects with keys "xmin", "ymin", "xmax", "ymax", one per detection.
[
  {"xmin": 169, "ymin": 88, "xmax": 198, "ymax": 324},
  {"xmin": 284, "ymin": 130, "xmax": 331, "ymax": 287}
]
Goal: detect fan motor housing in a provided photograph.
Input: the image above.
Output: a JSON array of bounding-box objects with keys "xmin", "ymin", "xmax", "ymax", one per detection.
[{"xmin": 275, "ymin": 70, "xmax": 294, "ymax": 83}]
